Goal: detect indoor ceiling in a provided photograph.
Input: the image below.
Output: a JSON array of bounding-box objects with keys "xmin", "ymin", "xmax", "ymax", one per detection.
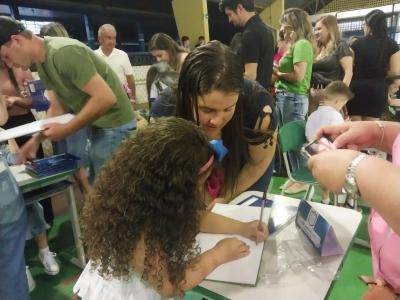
[{"xmin": 1, "ymin": 0, "xmax": 334, "ymax": 17}]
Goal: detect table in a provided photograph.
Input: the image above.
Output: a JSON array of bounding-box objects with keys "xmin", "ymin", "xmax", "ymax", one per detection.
[
  {"xmin": 11, "ymin": 164, "xmax": 86, "ymax": 268},
  {"xmin": 199, "ymin": 191, "xmax": 362, "ymax": 300}
]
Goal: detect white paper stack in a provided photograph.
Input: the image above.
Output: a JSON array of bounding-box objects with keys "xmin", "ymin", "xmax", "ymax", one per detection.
[
  {"xmin": 196, "ymin": 203, "xmax": 270, "ymax": 286},
  {"xmin": 0, "ymin": 114, "xmax": 74, "ymax": 142}
]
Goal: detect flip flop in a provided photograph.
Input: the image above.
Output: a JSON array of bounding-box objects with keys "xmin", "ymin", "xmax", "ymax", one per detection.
[
  {"xmin": 284, "ymin": 184, "xmax": 309, "ymax": 194},
  {"xmin": 279, "ymin": 179, "xmax": 293, "ymax": 190}
]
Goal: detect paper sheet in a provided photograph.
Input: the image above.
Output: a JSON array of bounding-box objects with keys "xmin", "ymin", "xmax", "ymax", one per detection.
[
  {"xmin": 197, "ymin": 203, "xmax": 270, "ymax": 286},
  {"xmin": 0, "ymin": 114, "xmax": 74, "ymax": 142},
  {"xmin": 10, "ymin": 164, "xmax": 33, "ymax": 184}
]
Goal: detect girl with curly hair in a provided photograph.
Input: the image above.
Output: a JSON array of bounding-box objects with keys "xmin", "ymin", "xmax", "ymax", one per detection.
[{"xmin": 73, "ymin": 117, "xmax": 268, "ymax": 299}]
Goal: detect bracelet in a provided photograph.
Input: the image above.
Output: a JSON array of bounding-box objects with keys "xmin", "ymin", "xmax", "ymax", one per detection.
[{"xmin": 375, "ymin": 121, "xmax": 385, "ymax": 150}]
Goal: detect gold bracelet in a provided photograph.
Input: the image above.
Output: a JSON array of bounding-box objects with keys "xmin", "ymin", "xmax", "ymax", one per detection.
[{"xmin": 375, "ymin": 121, "xmax": 385, "ymax": 150}]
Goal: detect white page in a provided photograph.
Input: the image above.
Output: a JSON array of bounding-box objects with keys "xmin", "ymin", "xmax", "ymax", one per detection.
[
  {"xmin": 0, "ymin": 114, "xmax": 74, "ymax": 142},
  {"xmin": 196, "ymin": 203, "xmax": 270, "ymax": 286},
  {"xmin": 10, "ymin": 165, "xmax": 32, "ymax": 184}
]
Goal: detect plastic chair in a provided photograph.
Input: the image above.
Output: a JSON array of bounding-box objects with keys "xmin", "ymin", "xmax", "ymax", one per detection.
[{"xmin": 278, "ymin": 120, "xmax": 317, "ymax": 200}]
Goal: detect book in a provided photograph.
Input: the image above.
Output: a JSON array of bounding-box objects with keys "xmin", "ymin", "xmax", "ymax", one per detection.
[
  {"xmin": 196, "ymin": 203, "xmax": 270, "ymax": 286},
  {"xmin": 25, "ymin": 153, "xmax": 79, "ymax": 177},
  {"xmin": 0, "ymin": 114, "xmax": 74, "ymax": 142}
]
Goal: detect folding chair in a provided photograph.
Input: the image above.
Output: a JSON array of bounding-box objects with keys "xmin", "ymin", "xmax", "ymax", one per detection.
[{"xmin": 278, "ymin": 120, "xmax": 318, "ymax": 201}]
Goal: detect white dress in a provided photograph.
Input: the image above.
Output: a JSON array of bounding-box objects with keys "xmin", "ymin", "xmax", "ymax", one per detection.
[{"xmin": 73, "ymin": 261, "xmax": 165, "ymax": 300}]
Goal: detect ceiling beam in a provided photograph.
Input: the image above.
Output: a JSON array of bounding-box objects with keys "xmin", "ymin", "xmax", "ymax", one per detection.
[{"xmin": 0, "ymin": 0, "xmax": 173, "ymax": 19}]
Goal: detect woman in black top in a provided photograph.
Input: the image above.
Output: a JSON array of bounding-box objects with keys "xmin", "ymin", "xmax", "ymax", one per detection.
[
  {"xmin": 347, "ymin": 9, "xmax": 400, "ymax": 120},
  {"xmin": 310, "ymin": 15, "xmax": 353, "ymax": 113}
]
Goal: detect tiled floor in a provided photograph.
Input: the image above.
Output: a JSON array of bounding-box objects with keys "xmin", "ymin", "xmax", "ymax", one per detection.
[{"xmin": 27, "ymin": 176, "xmax": 371, "ymax": 300}]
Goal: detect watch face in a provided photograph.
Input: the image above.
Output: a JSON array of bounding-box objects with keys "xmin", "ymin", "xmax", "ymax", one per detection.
[{"xmin": 344, "ymin": 176, "xmax": 358, "ymax": 194}]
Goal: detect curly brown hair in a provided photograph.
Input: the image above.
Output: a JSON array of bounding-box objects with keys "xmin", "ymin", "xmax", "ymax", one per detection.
[{"xmin": 80, "ymin": 117, "xmax": 213, "ymax": 291}]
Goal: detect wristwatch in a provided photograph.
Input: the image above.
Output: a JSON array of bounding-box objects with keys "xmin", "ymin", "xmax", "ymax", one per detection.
[{"xmin": 342, "ymin": 153, "xmax": 368, "ymax": 196}]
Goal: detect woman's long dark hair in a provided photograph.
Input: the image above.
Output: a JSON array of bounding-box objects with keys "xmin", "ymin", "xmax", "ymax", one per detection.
[
  {"xmin": 176, "ymin": 40, "xmax": 245, "ymax": 196},
  {"xmin": 365, "ymin": 9, "xmax": 388, "ymax": 39},
  {"xmin": 7, "ymin": 67, "xmax": 19, "ymax": 93}
]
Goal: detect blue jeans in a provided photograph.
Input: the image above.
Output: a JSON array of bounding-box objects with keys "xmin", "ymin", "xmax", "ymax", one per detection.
[
  {"xmin": 89, "ymin": 120, "xmax": 136, "ymax": 180},
  {"xmin": 53, "ymin": 126, "xmax": 89, "ymax": 168},
  {"xmin": 0, "ymin": 161, "xmax": 29, "ymax": 300},
  {"xmin": 275, "ymin": 90, "xmax": 308, "ymax": 171},
  {"xmin": 26, "ymin": 202, "xmax": 49, "ymax": 240}
]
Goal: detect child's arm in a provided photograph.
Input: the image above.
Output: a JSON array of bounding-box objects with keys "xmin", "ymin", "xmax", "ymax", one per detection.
[
  {"xmin": 0, "ymin": 95, "xmax": 8, "ymax": 126},
  {"xmin": 388, "ymin": 97, "xmax": 400, "ymax": 107},
  {"xmin": 145, "ymin": 237, "xmax": 250, "ymax": 297},
  {"xmin": 199, "ymin": 211, "xmax": 268, "ymax": 243}
]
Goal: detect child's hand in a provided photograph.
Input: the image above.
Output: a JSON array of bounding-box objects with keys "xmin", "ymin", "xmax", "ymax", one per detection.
[
  {"xmin": 213, "ymin": 237, "xmax": 250, "ymax": 264},
  {"xmin": 241, "ymin": 221, "xmax": 269, "ymax": 243}
]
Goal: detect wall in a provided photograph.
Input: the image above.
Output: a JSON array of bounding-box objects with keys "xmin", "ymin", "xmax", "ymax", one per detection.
[{"xmin": 172, "ymin": 0, "xmax": 209, "ymax": 49}]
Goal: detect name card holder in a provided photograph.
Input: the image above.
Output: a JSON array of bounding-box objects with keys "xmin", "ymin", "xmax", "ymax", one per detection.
[{"xmin": 295, "ymin": 200, "xmax": 343, "ymax": 256}]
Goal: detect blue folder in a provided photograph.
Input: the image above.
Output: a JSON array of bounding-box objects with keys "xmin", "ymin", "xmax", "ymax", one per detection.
[{"xmin": 26, "ymin": 153, "xmax": 79, "ymax": 177}]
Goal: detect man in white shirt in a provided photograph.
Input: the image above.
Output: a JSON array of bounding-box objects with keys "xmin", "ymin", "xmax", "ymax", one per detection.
[{"xmin": 95, "ymin": 24, "xmax": 136, "ymax": 101}]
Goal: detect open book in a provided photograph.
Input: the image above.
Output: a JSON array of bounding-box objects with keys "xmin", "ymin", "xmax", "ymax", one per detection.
[
  {"xmin": 196, "ymin": 203, "xmax": 270, "ymax": 286},
  {"xmin": 0, "ymin": 114, "xmax": 74, "ymax": 142}
]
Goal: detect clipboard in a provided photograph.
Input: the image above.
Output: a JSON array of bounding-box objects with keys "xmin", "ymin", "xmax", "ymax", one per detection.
[{"xmin": 196, "ymin": 204, "xmax": 270, "ymax": 286}]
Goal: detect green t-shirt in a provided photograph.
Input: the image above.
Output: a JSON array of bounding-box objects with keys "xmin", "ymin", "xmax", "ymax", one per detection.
[
  {"xmin": 36, "ymin": 37, "xmax": 135, "ymax": 128},
  {"xmin": 275, "ymin": 39, "xmax": 313, "ymax": 95}
]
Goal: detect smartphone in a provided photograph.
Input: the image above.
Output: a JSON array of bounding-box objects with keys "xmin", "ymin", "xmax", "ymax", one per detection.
[
  {"xmin": 358, "ymin": 275, "xmax": 377, "ymax": 285},
  {"xmin": 301, "ymin": 136, "xmax": 334, "ymax": 158}
]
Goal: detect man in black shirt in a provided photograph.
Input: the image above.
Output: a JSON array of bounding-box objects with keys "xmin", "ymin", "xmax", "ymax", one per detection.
[{"xmin": 219, "ymin": 0, "xmax": 274, "ymax": 89}]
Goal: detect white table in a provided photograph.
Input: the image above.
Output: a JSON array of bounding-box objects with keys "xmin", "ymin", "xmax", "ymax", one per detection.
[{"xmin": 200, "ymin": 191, "xmax": 362, "ymax": 300}]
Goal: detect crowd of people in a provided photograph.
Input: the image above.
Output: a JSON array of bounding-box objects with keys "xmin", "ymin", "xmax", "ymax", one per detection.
[{"xmin": 1, "ymin": 0, "xmax": 400, "ymax": 299}]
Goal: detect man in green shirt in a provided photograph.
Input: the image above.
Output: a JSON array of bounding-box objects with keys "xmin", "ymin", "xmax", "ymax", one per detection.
[{"xmin": 0, "ymin": 17, "xmax": 136, "ymax": 177}]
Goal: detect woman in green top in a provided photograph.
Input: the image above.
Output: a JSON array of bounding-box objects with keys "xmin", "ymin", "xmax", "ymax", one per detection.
[{"xmin": 273, "ymin": 8, "xmax": 315, "ymax": 194}]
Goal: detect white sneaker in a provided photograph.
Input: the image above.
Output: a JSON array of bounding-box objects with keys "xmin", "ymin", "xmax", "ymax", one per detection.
[
  {"xmin": 26, "ymin": 266, "xmax": 36, "ymax": 292},
  {"xmin": 38, "ymin": 250, "xmax": 60, "ymax": 275}
]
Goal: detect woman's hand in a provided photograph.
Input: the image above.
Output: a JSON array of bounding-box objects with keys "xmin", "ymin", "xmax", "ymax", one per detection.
[
  {"xmin": 272, "ymin": 66, "xmax": 282, "ymax": 77},
  {"xmin": 240, "ymin": 220, "xmax": 269, "ymax": 243},
  {"xmin": 361, "ymin": 279, "xmax": 396, "ymax": 300},
  {"xmin": 316, "ymin": 121, "xmax": 381, "ymax": 150},
  {"xmin": 308, "ymin": 149, "xmax": 361, "ymax": 193},
  {"xmin": 4, "ymin": 96, "xmax": 18, "ymax": 108},
  {"xmin": 213, "ymin": 237, "xmax": 250, "ymax": 264}
]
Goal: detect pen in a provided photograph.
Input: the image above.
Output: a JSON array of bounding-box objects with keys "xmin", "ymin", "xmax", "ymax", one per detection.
[{"xmin": 256, "ymin": 188, "xmax": 267, "ymax": 245}]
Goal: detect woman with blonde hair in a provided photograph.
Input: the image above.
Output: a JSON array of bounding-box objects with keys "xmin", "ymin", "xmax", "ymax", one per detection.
[
  {"xmin": 273, "ymin": 8, "xmax": 315, "ymax": 194},
  {"xmin": 310, "ymin": 14, "xmax": 353, "ymax": 113},
  {"xmin": 148, "ymin": 33, "xmax": 188, "ymax": 72}
]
